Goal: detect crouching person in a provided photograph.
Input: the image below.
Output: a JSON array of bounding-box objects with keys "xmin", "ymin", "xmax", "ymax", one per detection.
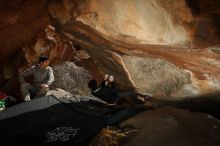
[
  {"xmin": 88, "ymin": 74, "xmax": 118, "ymax": 103},
  {"xmin": 19, "ymin": 55, "xmax": 54, "ymax": 101},
  {"xmin": 88, "ymin": 74, "xmax": 150, "ymax": 105}
]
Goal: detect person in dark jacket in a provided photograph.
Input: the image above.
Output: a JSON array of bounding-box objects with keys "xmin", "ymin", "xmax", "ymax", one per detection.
[
  {"xmin": 88, "ymin": 74, "xmax": 118, "ymax": 103},
  {"xmin": 88, "ymin": 74, "xmax": 147, "ymax": 104}
]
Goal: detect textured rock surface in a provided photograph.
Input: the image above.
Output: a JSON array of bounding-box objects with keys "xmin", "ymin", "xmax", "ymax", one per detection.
[
  {"xmin": 1, "ymin": 1, "xmax": 220, "ymax": 145},
  {"xmin": 119, "ymin": 107, "xmax": 220, "ymax": 146},
  {"xmin": 0, "ymin": 0, "xmax": 51, "ymax": 61},
  {"xmin": 1, "ymin": 0, "xmax": 220, "ymax": 98},
  {"xmin": 62, "ymin": 21, "xmax": 220, "ymax": 98},
  {"xmin": 76, "ymin": 0, "xmax": 190, "ymax": 46},
  {"xmin": 122, "ymin": 56, "xmax": 190, "ymax": 96},
  {"xmin": 51, "ymin": 62, "xmax": 92, "ymax": 96}
]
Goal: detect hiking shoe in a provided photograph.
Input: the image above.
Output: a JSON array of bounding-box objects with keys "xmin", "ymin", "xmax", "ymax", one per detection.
[
  {"xmin": 24, "ymin": 95, "xmax": 31, "ymax": 101},
  {"xmin": 137, "ymin": 96, "xmax": 146, "ymax": 103}
]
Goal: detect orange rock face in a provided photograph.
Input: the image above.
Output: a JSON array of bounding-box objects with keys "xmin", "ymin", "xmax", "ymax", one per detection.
[
  {"xmin": 1, "ymin": 0, "xmax": 220, "ymax": 98},
  {"xmin": 0, "ymin": 0, "xmax": 51, "ymax": 61}
]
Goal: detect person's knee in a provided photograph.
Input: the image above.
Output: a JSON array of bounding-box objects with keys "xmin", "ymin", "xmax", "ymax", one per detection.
[
  {"xmin": 41, "ymin": 87, "xmax": 48, "ymax": 93},
  {"xmin": 37, "ymin": 87, "xmax": 48, "ymax": 95}
]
